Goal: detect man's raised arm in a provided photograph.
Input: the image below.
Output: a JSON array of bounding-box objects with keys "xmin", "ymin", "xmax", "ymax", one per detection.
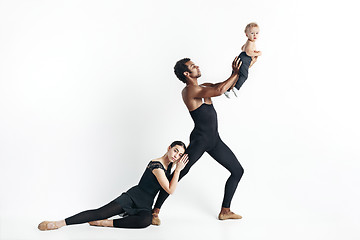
[{"xmin": 192, "ymin": 57, "xmax": 242, "ymax": 98}]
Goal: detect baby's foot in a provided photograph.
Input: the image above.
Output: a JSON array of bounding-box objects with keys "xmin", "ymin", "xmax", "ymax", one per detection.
[
  {"xmin": 232, "ymin": 88, "xmax": 239, "ymax": 97},
  {"xmin": 224, "ymin": 91, "xmax": 231, "ymax": 98}
]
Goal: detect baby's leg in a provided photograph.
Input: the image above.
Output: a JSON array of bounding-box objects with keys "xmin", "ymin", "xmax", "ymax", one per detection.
[
  {"xmin": 234, "ymin": 71, "xmax": 248, "ymax": 90},
  {"xmin": 233, "ymin": 51, "xmax": 252, "ymax": 91}
]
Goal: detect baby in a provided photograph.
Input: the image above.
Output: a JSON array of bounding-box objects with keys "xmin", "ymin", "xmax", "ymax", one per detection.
[{"xmin": 225, "ymin": 22, "xmax": 262, "ymax": 98}]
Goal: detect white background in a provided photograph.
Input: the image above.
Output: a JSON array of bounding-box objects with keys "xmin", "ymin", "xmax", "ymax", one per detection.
[{"xmin": 1, "ymin": 0, "xmax": 359, "ymax": 239}]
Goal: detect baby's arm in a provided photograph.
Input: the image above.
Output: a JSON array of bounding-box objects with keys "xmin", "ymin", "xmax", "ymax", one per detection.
[
  {"xmin": 245, "ymin": 41, "xmax": 262, "ymax": 57},
  {"xmin": 249, "ymin": 56, "xmax": 258, "ymax": 68}
]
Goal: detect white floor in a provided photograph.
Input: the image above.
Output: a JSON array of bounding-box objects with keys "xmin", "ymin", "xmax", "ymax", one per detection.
[
  {"xmin": 1, "ymin": 153, "xmax": 360, "ymax": 240},
  {"xmin": 1, "ymin": 205, "xmax": 359, "ymax": 240}
]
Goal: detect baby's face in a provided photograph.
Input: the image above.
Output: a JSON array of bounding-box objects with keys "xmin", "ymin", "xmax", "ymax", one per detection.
[{"xmin": 246, "ymin": 27, "xmax": 260, "ymax": 41}]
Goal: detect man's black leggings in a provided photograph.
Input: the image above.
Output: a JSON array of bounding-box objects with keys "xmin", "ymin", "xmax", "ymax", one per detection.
[
  {"xmin": 154, "ymin": 137, "xmax": 244, "ymax": 209},
  {"xmin": 65, "ymin": 200, "xmax": 152, "ymax": 228}
]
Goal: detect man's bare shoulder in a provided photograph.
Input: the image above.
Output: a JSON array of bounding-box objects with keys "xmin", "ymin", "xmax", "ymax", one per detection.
[
  {"xmin": 183, "ymin": 84, "xmax": 202, "ymax": 92},
  {"xmin": 200, "ymin": 83, "xmax": 215, "ymax": 87},
  {"xmin": 182, "ymin": 86, "xmax": 190, "ymax": 98},
  {"xmin": 182, "ymin": 85, "xmax": 202, "ymax": 100}
]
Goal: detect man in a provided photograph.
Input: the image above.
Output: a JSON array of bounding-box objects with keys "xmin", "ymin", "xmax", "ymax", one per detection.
[{"xmin": 152, "ymin": 56, "xmax": 244, "ymax": 225}]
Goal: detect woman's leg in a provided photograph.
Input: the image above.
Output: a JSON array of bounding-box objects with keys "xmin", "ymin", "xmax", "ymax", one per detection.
[
  {"xmin": 113, "ymin": 211, "xmax": 152, "ymax": 228},
  {"xmin": 65, "ymin": 200, "xmax": 124, "ymax": 225},
  {"xmin": 90, "ymin": 210, "xmax": 152, "ymax": 229},
  {"xmin": 38, "ymin": 200, "xmax": 124, "ymax": 231}
]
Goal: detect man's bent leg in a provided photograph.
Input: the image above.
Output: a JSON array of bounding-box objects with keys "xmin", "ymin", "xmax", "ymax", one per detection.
[
  {"xmin": 208, "ymin": 139, "xmax": 244, "ymax": 219},
  {"xmin": 154, "ymin": 140, "xmax": 206, "ymax": 209},
  {"xmin": 152, "ymin": 140, "xmax": 206, "ymax": 224}
]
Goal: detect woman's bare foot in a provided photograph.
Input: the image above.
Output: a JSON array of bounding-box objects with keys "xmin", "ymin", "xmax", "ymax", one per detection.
[
  {"xmin": 89, "ymin": 219, "xmax": 113, "ymax": 227},
  {"xmin": 218, "ymin": 207, "xmax": 242, "ymax": 220}
]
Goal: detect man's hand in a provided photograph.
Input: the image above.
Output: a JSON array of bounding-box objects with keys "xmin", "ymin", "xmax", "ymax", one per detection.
[{"xmin": 232, "ymin": 56, "xmax": 242, "ymax": 75}]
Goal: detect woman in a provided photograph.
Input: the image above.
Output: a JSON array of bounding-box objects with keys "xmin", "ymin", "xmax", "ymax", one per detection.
[{"xmin": 38, "ymin": 141, "xmax": 188, "ymax": 230}]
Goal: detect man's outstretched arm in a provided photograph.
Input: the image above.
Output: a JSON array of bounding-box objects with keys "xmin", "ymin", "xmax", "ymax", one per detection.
[{"xmin": 190, "ymin": 57, "xmax": 242, "ymax": 98}]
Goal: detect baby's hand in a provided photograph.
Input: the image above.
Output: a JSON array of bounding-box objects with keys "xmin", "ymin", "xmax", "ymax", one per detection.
[
  {"xmin": 249, "ymin": 56, "xmax": 258, "ymax": 68},
  {"xmin": 254, "ymin": 50, "xmax": 262, "ymax": 56},
  {"xmin": 175, "ymin": 154, "xmax": 189, "ymax": 172}
]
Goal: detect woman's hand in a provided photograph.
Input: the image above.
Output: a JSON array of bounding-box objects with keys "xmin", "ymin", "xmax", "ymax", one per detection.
[
  {"xmin": 175, "ymin": 154, "xmax": 189, "ymax": 172},
  {"xmin": 154, "ymin": 154, "xmax": 189, "ymax": 195}
]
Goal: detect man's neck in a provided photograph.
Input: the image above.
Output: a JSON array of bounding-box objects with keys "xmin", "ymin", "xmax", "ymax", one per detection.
[{"xmin": 186, "ymin": 77, "xmax": 199, "ymax": 86}]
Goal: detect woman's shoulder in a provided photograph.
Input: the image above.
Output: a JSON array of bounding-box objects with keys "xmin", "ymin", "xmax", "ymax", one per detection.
[{"xmin": 147, "ymin": 160, "xmax": 166, "ymax": 171}]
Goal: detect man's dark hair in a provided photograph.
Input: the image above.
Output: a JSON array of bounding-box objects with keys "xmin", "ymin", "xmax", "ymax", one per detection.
[{"xmin": 174, "ymin": 58, "xmax": 191, "ymax": 83}]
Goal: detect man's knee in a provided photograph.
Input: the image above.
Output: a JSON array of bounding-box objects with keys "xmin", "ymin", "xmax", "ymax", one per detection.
[
  {"xmin": 179, "ymin": 163, "xmax": 193, "ymax": 179},
  {"xmin": 232, "ymin": 165, "xmax": 244, "ymax": 181}
]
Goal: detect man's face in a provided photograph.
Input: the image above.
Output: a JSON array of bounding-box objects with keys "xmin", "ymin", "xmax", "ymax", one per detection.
[
  {"xmin": 185, "ymin": 61, "xmax": 201, "ymax": 79},
  {"xmin": 246, "ymin": 27, "xmax": 260, "ymax": 41}
]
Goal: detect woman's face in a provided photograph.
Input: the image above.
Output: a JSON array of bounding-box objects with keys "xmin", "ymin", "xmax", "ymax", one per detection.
[{"xmin": 167, "ymin": 145, "xmax": 185, "ymax": 162}]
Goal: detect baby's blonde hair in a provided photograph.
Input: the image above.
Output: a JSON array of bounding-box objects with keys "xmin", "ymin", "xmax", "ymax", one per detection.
[{"xmin": 245, "ymin": 22, "xmax": 259, "ymax": 33}]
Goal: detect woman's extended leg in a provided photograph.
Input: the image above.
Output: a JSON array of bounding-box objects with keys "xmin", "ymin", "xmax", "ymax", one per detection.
[
  {"xmin": 38, "ymin": 200, "xmax": 124, "ymax": 231},
  {"xmin": 65, "ymin": 200, "xmax": 124, "ymax": 225}
]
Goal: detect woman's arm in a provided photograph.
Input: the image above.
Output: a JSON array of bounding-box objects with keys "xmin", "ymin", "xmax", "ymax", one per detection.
[{"xmin": 152, "ymin": 155, "xmax": 189, "ymax": 195}]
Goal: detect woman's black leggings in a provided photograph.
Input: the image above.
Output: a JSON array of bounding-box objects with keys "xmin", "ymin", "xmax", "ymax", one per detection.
[
  {"xmin": 65, "ymin": 201, "xmax": 152, "ymax": 229},
  {"xmin": 154, "ymin": 137, "xmax": 244, "ymax": 209}
]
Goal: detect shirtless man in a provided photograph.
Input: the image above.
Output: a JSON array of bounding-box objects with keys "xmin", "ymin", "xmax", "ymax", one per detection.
[{"xmin": 152, "ymin": 57, "xmax": 244, "ymax": 225}]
